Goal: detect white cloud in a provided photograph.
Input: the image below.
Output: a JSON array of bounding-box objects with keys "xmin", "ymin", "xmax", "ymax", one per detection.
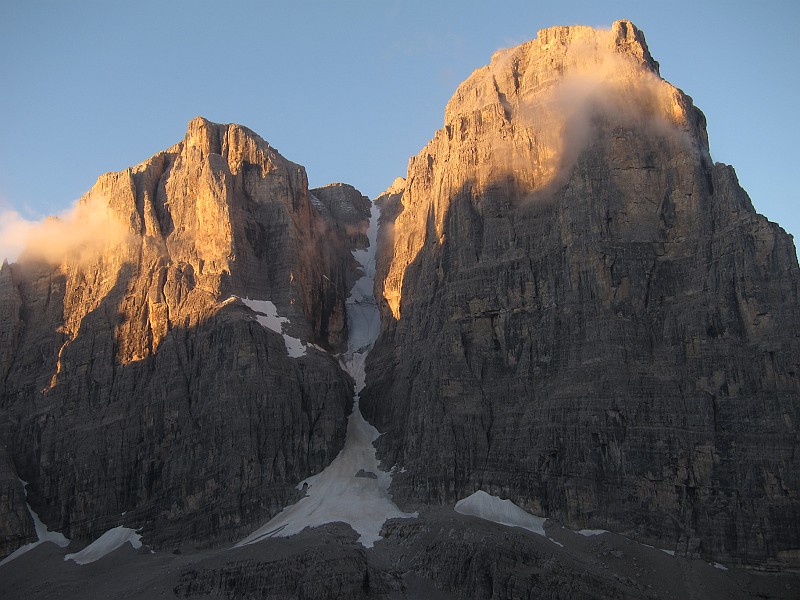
[{"xmin": 0, "ymin": 196, "xmax": 131, "ymax": 265}]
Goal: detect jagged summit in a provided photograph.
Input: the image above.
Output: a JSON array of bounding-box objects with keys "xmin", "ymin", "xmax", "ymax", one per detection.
[
  {"xmin": 383, "ymin": 177, "xmax": 407, "ymax": 196},
  {"xmin": 363, "ymin": 20, "xmax": 800, "ymax": 567},
  {"xmin": 383, "ymin": 19, "xmax": 710, "ymax": 322},
  {"xmin": 180, "ymin": 116, "xmax": 299, "ymax": 172},
  {"xmin": 0, "ymin": 114, "xmax": 374, "ymax": 555},
  {"xmin": 1, "ymin": 21, "xmax": 799, "ymax": 598},
  {"xmin": 446, "ymin": 20, "xmax": 663, "ymax": 125}
]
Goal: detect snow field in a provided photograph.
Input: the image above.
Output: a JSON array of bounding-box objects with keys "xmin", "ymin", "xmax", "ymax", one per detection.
[
  {"xmin": 0, "ymin": 480, "xmax": 70, "ymax": 567},
  {"xmin": 578, "ymin": 529, "xmax": 610, "ymax": 537},
  {"xmin": 237, "ymin": 201, "xmax": 416, "ymax": 549},
  {"xmin": 455, "ymin": 490, "xmax": 550, "ymax": 539},
  {"xmin": 63, "ymin": 526, "xmax": 143, "ymax": 565},
  {"xmin": 240, "ymin": 297, "xmax": 308, "ymax": 357}
]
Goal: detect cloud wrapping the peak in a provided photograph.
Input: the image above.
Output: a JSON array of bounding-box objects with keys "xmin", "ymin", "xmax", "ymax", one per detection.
[
  {"xmin": 0, "ymin": 196, "xmax": 132, "ymax": 265},
  {"xmin": 0, "ymin": 209, "xmax": 36, "ymax": 264},
  {"xmin": 484, "ymin": 33, "xmax": 701, "ymax": 193}
]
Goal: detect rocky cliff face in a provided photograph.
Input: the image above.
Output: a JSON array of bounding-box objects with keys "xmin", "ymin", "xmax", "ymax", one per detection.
[
  {"xmin": 362, "ymin": 21, "xmax": 800, "ymax": 566},
  {"xmin": 0, "ymin": 118, "xmax": 370, "ymax": 551},
  {"xmin": 1, "ymin": 20, "xmax": 799, "ymax": 584}
]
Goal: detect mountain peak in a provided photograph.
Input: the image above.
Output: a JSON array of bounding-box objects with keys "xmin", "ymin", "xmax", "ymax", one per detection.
[
  {"xmin": 608, "ymin": 19, "xmax": 659, "ymax": 73},
  {"xmin": 365, "ymin": 19, "xmax": 800, "ymax": 571},
  {"xmin": 445, "ymin": 21, "xmax": 666, "ymax": 132},
  {"xmin": 181, "ymin": 116, "xmax": 293, "ymax": 174},
  {"xmin": 2, "ymin": 22, "xmax": 800, "ymax": 595},
  {"xmin": 184, "ymin": 115, "xmax": 222, "ymax": 153},
  {"xmin": 530, "ymin": 20, "xmax": 658, "ymax": 73}
]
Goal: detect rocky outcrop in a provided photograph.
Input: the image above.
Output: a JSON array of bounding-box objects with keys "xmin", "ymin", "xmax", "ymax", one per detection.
[
  {"xmin": 362, "ymin": 21, "xmax": 800, "ymax": 566},
  {"xmin": 1, "ymin": 19, "xmax": 798, "ymax": 580},
  {"xmin": 6, "ymin": 509, "xmax": 795, "ymax": 600},
  {"xmin": 174, "ymin": 525, "xmax": 403, "ymax": 599},
  {"xmin": 0, "ymin": 262, "xmax": 32, "ymax": 557},
  {"xmin": 0, "ymin": 118, "xmax": 369, "ymax": 551},
  {"xmin": 311, "ymin": 183, "xmax": 373, "ymax": 248}
]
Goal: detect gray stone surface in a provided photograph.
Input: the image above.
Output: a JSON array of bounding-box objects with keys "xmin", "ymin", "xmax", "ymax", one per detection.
[
  {"xmin": 1, "ymin": 508, "xmax": 797, "ymax": 599},
  {"xmin": 1, "ymin": 20, "xmax": 799, "ymax": 591},
  {"xmin": 361, "ymin": 21, "xmax": 800, "ymax": 567},
  {"xmin": 0, "ymin": 118, "xmax": 369, "ymax": 551}
]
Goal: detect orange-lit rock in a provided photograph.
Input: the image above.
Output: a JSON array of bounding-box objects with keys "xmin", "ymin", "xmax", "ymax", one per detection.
[
  {"xmin": 363, "ymin": 21, "xmax": 800, "ymax": 566},
  {"xmin": 0, "ymin": 118, "xmax": 369, "ymax": 548}
]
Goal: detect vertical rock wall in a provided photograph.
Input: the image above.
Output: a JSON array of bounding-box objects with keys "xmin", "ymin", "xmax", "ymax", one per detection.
[
  {"xmin": 362, "ymin": 21, "xmax": 800, "ymax": 565},
  {"xmin": 0, "ymin": 118, "xmax": 369, "ymax": 551}
]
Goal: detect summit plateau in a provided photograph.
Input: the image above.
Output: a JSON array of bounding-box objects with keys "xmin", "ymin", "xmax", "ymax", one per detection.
[{"xmin": 1, "ymin": 20, "xmax": 799, "ymax": 600}]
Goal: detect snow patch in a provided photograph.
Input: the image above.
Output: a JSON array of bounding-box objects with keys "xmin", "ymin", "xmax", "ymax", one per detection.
[
  {"xmin": 0, "ymin": 480, "xmax": 70, "ymax": 568},
  {"xmin": 344, "ymin": 208, "xmax": 381, "ymax": 356},
  {"xmin": 64, "ymin": 526, "xmax": 142, "ymax": 565},
  {"xmin": 455, "ymin": 490, "xmax": 553, "ymax": 542},
  {"xmin": 237, "ymin": 201, "xmax": 416, "ymax": 549},
  {"xmin": 240, "ymin": 297, "xmax": 308, "ymax": 358},
  {"xmin": 0, "ymin": 542, "xmax": 40, "ymax": 568},
  {"xmin": 637, "ymin": 540, "xmax": 682, "ymax": 558},
  {"xmin": 235, "ymin": 398, "xmax": 415, "ymax": 548},
  {"xmin": 578, "ymin": 529, "xmax": 610, "ymax": 537}
]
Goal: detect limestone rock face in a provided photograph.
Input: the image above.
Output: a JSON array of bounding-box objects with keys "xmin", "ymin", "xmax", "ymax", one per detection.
[
  {"xmin": 1, "ymin": 19, "xmax": 799, "ymax": 575},
  {"xmin": 362, "ymin": 21, "xmax": 800, "ymax": 565},
  {"xmin": 0, "ymin": 118, "xmax": 368, "ymax": 550},
  {"xmin": 309, "ymin": 183, "xmax": 374, "ymax": 315},
  {"xmin": 311, "ymin": 182, "xmax": 372, "ymax": 248}
]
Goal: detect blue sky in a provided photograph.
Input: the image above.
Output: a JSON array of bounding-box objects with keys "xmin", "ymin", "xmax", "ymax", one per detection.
[{"xmin": 1, "ymin": 0, "xmax": 798, "ymax": 247}]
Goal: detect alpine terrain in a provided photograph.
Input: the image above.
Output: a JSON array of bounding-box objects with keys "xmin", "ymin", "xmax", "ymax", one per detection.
[{"xmin": 1, "ymin": 20, "xmax": 798, "ymax": 599}]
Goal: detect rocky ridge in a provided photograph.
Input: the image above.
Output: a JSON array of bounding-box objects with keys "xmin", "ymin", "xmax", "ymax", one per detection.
[
  {"xmin": 0, "ymin": 18, "xmax": 798, "ymax": 599},
  {"xmin": 2, "ymin": 512, "xmax": 797, "ymax": 600},
  {"xmin": 0, "ymin": 117, "xmax": 371, "ymax": 550},
  {"xmin": 361, "ymin": 20, "xmax": 800, "ymax": 567}
]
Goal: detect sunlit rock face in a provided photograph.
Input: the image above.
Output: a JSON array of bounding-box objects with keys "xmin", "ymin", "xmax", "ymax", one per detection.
[
  {"xmin": 0, "ymin": 18, "xmax": 798, "ymax": 578},
  {"xmin": 362, "ymin": 20, "xmax": 800, "ymax": 565},
  {"xmin": 0, "ymin": 118, "xmax": 369, "ymax": 549}
]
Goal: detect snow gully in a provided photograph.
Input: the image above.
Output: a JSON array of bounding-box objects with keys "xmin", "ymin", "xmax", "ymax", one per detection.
[{"xmin": 236, "ymin": 201, "xmax": 416, "ymax": 549}]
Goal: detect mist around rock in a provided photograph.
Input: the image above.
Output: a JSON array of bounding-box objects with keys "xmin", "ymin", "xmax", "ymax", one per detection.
[
  {"xmin": 487, "ymin": 27, "xmax": 705, "ymax": 197},
  {"xmin": 0, "ymin": 195, "xmax": 131, "ymax": 265},
  {"xmin": 0, "ymin": 19, "xmax": 798, "ymax": 600},
  {"xmin": 236, "ymin": 200, "xmax": 416, "ymax": 549}
]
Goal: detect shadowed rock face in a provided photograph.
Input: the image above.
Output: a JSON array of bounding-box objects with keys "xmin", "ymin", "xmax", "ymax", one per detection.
[
  {"xmin": 361, "ymin": 21, "xmax": 800, "ymax": 566},
  {"xmin": 0, "ymin": 118, "xmax": 371, "ymax": 551},
  {"xmin": 1, "ymin": 19, "xmax": 799, "ymax": 579},
  {"xmin": 3, "ymin": 509, "xmax": 797, "ymax": 600}
]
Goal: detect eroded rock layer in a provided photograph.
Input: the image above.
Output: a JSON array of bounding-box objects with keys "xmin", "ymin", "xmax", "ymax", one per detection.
[
  {"xmin": 0, "ymin": 118, "xmax": 369, "ymax": 550},
  {"xmin": 361, "ymin": 21, "xmax": 800, "ymax": 565}
]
